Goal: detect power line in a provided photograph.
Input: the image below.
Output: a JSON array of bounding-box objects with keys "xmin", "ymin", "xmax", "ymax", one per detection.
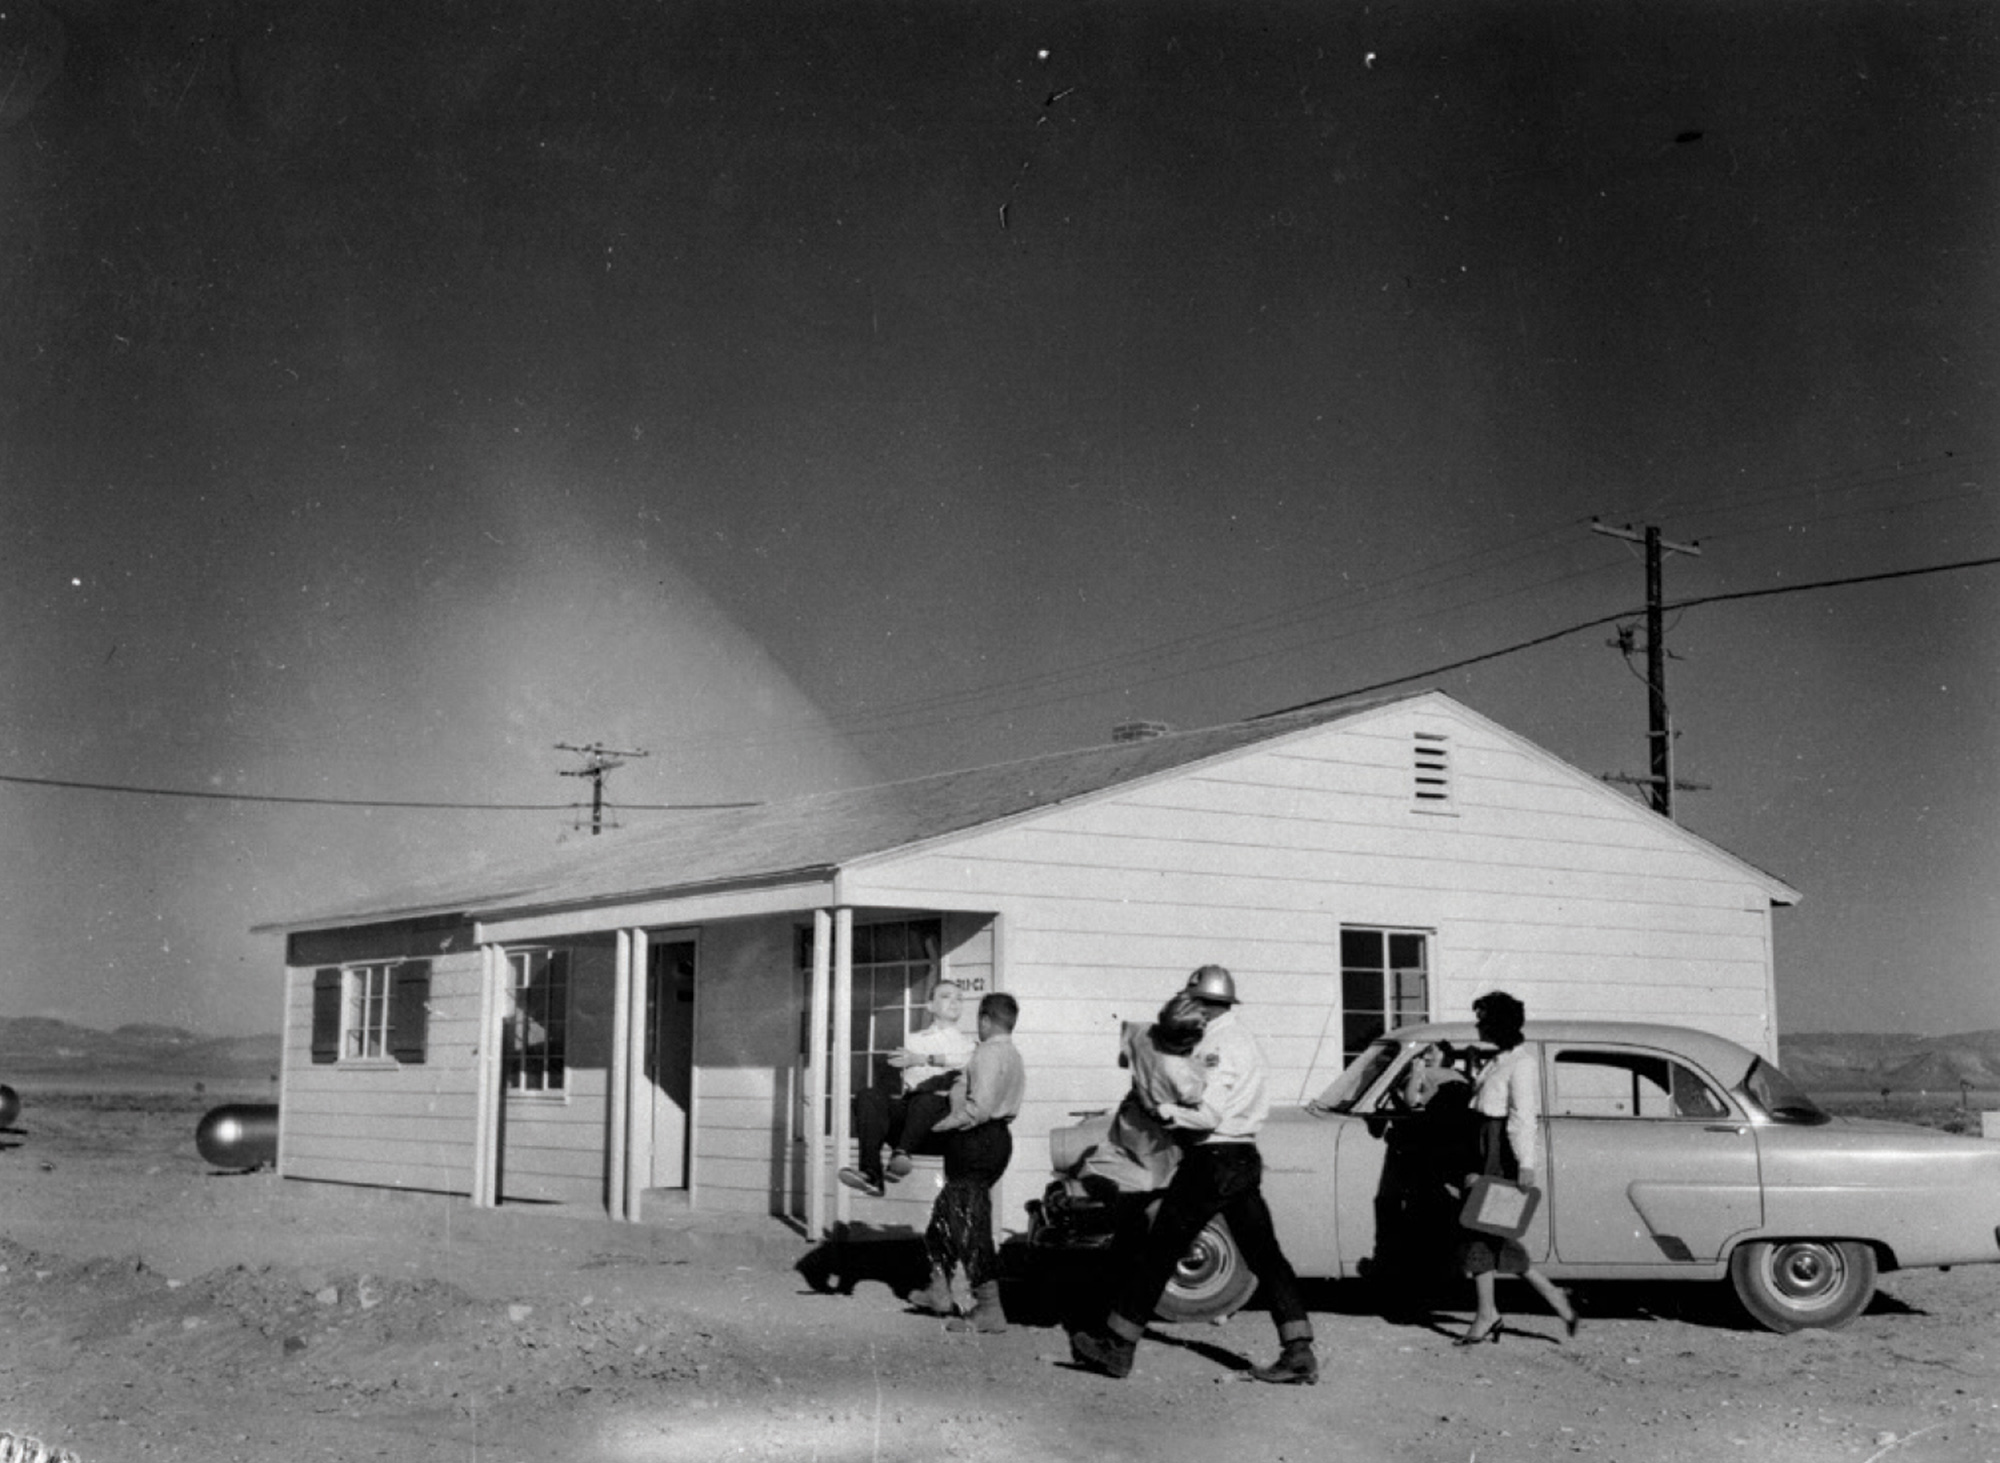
[
  {"xmin": 1258, "ymin": 553, "xmax": 2000, "ymax": 719},
  {"xmin": 8, "ymin": 554, "xmax": 1994, "ymax": 813}
]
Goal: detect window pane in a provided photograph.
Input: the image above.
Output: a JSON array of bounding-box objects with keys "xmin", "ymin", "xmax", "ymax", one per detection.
[
  {"xmin": 1341, "ymin": 928, "xmax": 1382, "ymax": 967},
  {"xmin": 1669, "ymin": 1062, "xmax": 1729, "ymax": 1119},
  {"xmin": 877, "ymin": 1008, "xmax": 907, "ymax": 1050},
  {"xmin": 1343, "ymin": 968, "xmax": 1384, "ymax": 1014},
  {"xmin": 1553, "ymin": 1051, "xmax": 1673, "ymax": 1118},
  {"xmin": 1388, "ymin": 933, "xmax": 1426, "ymax": 971},
  {"xmin": 874, "ymin": 921, "xmax": 908, "ymax": 963}
]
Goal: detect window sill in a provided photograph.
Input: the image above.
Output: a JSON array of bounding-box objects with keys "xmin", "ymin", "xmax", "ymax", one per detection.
[{"xmin": 335, "ymin": 1058, "xmax": 402, "ymax": 1071}]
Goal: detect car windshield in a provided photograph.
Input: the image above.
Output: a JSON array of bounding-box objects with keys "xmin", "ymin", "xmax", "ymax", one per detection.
[
  {"xmin": 1739, "ymin": 1056, "xmax": 1830, "ymax": 1125},
  {"xmin": 1311, "ymin": 1040, "xmax": 1403, "ymax": 1113}
]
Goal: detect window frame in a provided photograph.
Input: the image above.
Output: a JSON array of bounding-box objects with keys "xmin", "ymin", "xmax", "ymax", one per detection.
[
  {"xmin": 795, "ymin": 916, "xmax": 953, "ymax": 1116},
  {"xmin": 1547, "ymin": 1045, "xmax": 1740, "ymax": 1122},
  {"xmin": 1338, "ymin": 925, "xmax": 1433, "ymax": 1067},
  {"xmin": 502, "ymin": 946, "xmax": 571, "ymax": 1096},
  {"xmin": 343, "ymin": 962, "xmax": 395, "ymax": 1061},
  {"xmin": 310, "ymin": 958, "xmax": 431, "ymax": 1067}
]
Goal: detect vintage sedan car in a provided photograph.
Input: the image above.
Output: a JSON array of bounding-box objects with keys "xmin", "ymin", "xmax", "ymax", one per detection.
[{"xmin": 1023, "ymin": 1021, "xmax": 2000, "ymax": 1332}]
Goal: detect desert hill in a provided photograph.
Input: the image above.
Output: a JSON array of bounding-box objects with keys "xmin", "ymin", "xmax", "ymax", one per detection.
[
  {"xmin": 0, "ymin": 1017, "xmax": 280, "ymax": 1083},
  {"xmin": 1778, "ymin": 1029, "xmax": 2000, "ymax": 1093}
]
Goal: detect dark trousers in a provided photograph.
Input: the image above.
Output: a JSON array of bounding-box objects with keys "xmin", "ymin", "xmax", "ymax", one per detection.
[
  {"xmin": 925, "ymin": 1121, "xmax": 1012, "ymax": 1287},
  {"xmin": 853, "ymin": 1085, "xmax": 952, "ymax": 1183},
  {"xmin": 1112, "ymin": 1141, "xmax": 1311, "ymax": 1339}
]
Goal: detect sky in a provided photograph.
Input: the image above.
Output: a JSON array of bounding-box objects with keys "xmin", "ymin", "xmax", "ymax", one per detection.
[{"xmin": 2, "ymin": 0, "xmax": 1996, "ymax": 1040}]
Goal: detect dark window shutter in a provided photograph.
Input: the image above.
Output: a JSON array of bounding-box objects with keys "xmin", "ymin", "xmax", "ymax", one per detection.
[
  {"xmin": 389, "ymin": 960, "xmax": 431, "ymax": 1064},
  {"xmin": 310, "ymin": 968, "xmax": 341, "ymax": 1064}
]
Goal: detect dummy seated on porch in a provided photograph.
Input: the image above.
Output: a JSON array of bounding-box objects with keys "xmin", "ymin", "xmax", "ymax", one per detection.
[{"xmin": 839, "ymin": 981, "xmax": 977, "ymax": 1197}]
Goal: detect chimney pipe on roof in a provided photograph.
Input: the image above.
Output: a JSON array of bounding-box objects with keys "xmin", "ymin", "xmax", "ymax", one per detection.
[{"xmin": 1112, "ymin": 720, "xmax": 1171, "ymax": 743}]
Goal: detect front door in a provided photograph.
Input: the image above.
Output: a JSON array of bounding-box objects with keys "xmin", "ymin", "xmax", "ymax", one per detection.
[{"xmin": 644, "ymin": 936, "xmax": 696, "ymax": 1189}]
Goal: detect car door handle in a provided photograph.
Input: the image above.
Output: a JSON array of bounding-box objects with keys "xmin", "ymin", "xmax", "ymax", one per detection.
[{"xmin": 1704, "ymin": 1124, "xmax": 1749, "ymax": 1135}]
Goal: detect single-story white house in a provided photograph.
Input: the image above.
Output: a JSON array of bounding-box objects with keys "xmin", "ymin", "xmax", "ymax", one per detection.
[{"xmin": 257, "ymin": 690, "xmax": 1799, "ymax": 1239}]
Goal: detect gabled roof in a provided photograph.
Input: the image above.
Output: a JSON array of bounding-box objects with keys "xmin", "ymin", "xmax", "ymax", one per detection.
[
  {"xmin": 261, "ymin": 696, "xmax": 1410, "ymax": 932},
  {"xmin": 261, "ymin": 689, "xmax": 1798, "ymax": 933}
]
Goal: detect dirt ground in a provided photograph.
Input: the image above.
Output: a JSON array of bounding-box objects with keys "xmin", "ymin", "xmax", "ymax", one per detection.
[{"xmin": 3, "ymin": 1093, "xmax": 1999, "ymax": 1463}]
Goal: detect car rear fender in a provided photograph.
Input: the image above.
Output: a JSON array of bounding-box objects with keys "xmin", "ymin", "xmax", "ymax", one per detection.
[{"xmin": 1756, "ymin": 1127, "xmax": 2000, "ymax": 1270}]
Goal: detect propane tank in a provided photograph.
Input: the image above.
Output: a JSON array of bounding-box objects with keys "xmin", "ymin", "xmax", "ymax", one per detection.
[{"xmin": 195, "ymin": 1103, "xmax": 279, "ymax": 1170}]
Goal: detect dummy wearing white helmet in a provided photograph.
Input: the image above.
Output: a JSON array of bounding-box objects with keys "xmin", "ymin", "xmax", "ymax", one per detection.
[{"xmin": 1184, "ymin": 964, "xmax": 1239, "ymax": 1006}]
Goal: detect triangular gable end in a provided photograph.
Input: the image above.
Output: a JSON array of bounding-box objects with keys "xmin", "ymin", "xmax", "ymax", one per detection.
[
  {"xmin": 1389, "ymin": 692, "xmax": 1802, "ymax": 907},
  {"xmin": 841, "ymin": 689, "xmax": 1800, "ymax": 909}
]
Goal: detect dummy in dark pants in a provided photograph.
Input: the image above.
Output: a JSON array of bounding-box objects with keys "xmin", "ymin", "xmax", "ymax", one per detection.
[
  {"xmin": 851, "ymin": 1078, "xmax": 953, "ymax": 1188},
  {"xmin": 915, "ymin": 990, "xmax": 1026, "ymax": 1332},
  {"xmin": 925, "ymin": 1120, "xmax": 1012, "ymax": 1303},
  {"xmin": 1107, "ymin": 1142, "xmax": 1312, "ymax": 1349}
]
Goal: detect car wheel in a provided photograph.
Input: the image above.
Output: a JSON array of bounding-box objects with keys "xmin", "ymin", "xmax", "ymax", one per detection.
[
  {"xmin": 1728, "ymin": 1238, "xmax": 1877, "ymax": 1333},
  {"xmin": 1154, "ymin": 1218, "xmax": 1258, "ymax": 1323}
]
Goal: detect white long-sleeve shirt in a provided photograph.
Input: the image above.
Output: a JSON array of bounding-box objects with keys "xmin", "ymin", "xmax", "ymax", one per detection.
[
  {"xmin": 1469, "ymin": 1043, "xmax": 1540, "ymax": 1173},
  {"xmin": 1161, "ymin": 1010, "xmax": 1269, "ymax": 1143}
]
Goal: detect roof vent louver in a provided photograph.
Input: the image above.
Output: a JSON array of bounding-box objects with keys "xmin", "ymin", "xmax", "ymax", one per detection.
[{"xmin": 1413, "ymin": 730, "xmax": 1453, "ymax": 810}]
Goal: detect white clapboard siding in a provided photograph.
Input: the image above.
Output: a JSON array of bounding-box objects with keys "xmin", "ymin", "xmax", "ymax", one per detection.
[
  {"xmin": 278, "ymin": 953, "xmax": 483, "ymax": 1194},
  {"xmin": 278, "ymin": 694, "xmax": 1792, "ymax": 1232},
  {"xmin": 841, "ymin": 701, "xmax": 1788, "ymax": 1218},
  {"xmin": 286, "ymin": 1155, "xmax": 474, "ymax": 1194}
]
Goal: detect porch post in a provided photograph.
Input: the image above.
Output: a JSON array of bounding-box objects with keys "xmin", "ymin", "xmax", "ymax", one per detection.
[
  {"xmin": 608, "ymin": 929, "xmax": 632, "ymax": 1221},
  {"xmin": 831, "ymin": 906, "xmax": 854, "ymax": 1229},
  {"xmin": 806, "ymin": 909, "xmax": 831, "ymax": 1239},
  {"xmin": 624, "ymin": 926, "xmax": 651, "ymax": 1221},
  {"xmin": 471, "ymin": 942, "xmax": 502, "ymax": 1208}
]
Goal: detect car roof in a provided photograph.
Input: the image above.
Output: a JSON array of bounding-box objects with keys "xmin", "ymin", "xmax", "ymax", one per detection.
[{"xmin": 1381, "ymin": 1020, "xmax": 1760, "ymax": 1087}]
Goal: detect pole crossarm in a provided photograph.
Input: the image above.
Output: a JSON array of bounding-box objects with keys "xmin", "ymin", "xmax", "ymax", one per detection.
[{"xmin": 555, "ymin": 742, "xmax": 652, "ymax": 835}]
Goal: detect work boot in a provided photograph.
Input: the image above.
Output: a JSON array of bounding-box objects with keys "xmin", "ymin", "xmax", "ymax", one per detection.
[
  {"xmin": 911, "ymin": 1266, "xmax": 956, "ymax": 1316},
  {"xmin": 1070, "ymin": 1329, "xmax": 1136, "ymax": 1379},
  {"xmin": 947, "ymin": 1281, "xmax": 1007, "ymax": 1334},
  {"xmin": 1251, "ymin": 1338, "xmax": 1320, "ymax": 1386}
]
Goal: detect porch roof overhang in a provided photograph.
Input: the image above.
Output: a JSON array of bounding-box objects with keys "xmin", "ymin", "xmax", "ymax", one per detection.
[
  {"xmin": 472, "ymin": 866, "xmax": 844, "ymax": 942},
  {"xmin": 254, "ymin": 863, "xmax": 845, "ymax": 937}
]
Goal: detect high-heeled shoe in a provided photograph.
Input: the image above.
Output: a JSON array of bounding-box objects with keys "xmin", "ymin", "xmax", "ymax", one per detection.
[{"xmin": 1455, "ymin": 1320, "xmax": 1502, "ymax": 1346}]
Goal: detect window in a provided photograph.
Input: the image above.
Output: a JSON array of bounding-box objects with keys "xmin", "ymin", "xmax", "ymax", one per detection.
[
  {"xmin": 346, "ymin": 964, "xmax": 392, "ymax": 1058},
  {"xmin": 1340, "ymin": 927, "xmax": 1430, "ymax": 1065},
  {"xmin": 1551, "ymin": 1049, "xmax": 1731, "ymax": 1119},
  {"xmin": 503, "ymin": 948, "xmax": 570, "ymax": 1093},
  {"xmin": 1412, "ymin": 730, "xmax": 1453, "ymax": 811},
  {"xmin": 796, "ymin": 917, "xmax": 945, "ymax": 1099},
  {"xmin": 309, "ymin": 960, "xmax": 430, "ymax": 1066}
]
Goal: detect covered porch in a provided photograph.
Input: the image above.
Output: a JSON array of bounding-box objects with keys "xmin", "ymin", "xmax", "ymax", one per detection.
[{"xmin": 459, "ymin": 888, "xmax": 999, "ymax": 1240}]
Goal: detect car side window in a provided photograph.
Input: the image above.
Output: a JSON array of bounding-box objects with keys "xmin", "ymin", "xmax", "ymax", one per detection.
[{"xmin": 1551, "ymin": 1049, "xmax": 1730, "ymax": 1119}]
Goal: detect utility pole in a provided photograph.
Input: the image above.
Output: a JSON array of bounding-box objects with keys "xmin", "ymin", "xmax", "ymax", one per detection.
[
  {"xmin": 555, "ymin": 742, "xmax": 651, "ymax": 835},
  {"xmin": 1591, "ymin": 520, "xmax": 1703, "ymax": 820}
]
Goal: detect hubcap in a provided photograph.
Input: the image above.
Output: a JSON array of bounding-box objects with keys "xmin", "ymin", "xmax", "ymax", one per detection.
[
  {"xmin": 1768, "ymin": 1242, "xmax": 1845, "ymax": 1307},
  {"xmin": 1176, "ymin": 1231, "xmax": 1230, "ymax": 1293}
]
